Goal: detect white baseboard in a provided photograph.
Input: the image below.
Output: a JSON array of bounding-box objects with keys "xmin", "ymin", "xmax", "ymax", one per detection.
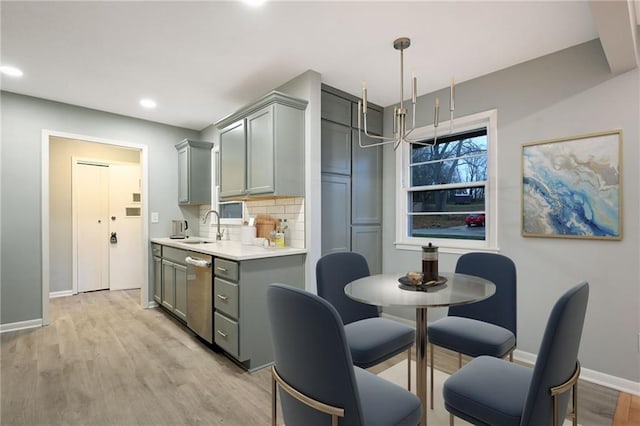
[
  {"xmin": 514, "ymin": 349, "xmax": 640, "ymax": 396},
  {"xmin": 49, "ymin": 290, "xmax": 74, "ymax": 298},
  {"xmin": 381, "ymin": 312, "xmax": 640, "ymax": 396},
  {"xmin": 0, "ymin": 318, "xmax": 42, "ymax": 334}
]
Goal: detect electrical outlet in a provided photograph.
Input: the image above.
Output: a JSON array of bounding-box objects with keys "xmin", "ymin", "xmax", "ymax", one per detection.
[{"xmin": 151, "ymin": 212, "xmax": 159, "ymax": 223}]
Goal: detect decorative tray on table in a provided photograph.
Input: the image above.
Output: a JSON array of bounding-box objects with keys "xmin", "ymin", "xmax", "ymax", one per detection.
[{"xmin": 398, "ymin": 274, "xmax": 448, "ymax": 292}]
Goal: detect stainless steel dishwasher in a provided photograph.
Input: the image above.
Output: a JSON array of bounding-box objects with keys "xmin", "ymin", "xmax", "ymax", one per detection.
[{"xmin": 185, "ymin": 252, "xmax": 213, "ymax": 343}]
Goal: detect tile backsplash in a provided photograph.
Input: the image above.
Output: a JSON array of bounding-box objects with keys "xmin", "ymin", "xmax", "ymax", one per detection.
[{"xmin": 198, "ymin": 197, "xmax": 305, "ymax": 248}]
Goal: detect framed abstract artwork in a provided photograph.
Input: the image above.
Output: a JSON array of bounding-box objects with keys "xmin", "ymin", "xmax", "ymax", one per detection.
[{"xmin": 521, "ymin": 130, "xmax": 622, "ymax": 240}]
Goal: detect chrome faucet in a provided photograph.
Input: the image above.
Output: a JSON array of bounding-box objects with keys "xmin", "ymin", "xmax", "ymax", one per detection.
[{"xmin": 203, "ymin": 209, "xmax": 224, "ymax": 240}]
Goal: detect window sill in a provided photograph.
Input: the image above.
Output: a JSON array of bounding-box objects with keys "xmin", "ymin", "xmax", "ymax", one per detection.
[{"xmin": 394, "ymin": 240, "xmax": 500, "ymax": 255}]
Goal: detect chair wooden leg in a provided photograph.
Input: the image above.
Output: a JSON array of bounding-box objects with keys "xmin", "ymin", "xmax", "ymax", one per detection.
[
  {"xmin": 407, "ymin": 347, "xmax": 412, "ymax": 391},
  {"xmin": 458, "ymin": 352, "xmax": 462, "ymax": 368},
  {"xmin": 449, "ymin": 413, "xmax": 454, "ymax": 426},
  {"xmin": 430, "ymin": 343, "xmax": 434, "ymax": 409},
  {"xmin": 509, "ymin": 351, "xmax": 513, "ymax": 362}
]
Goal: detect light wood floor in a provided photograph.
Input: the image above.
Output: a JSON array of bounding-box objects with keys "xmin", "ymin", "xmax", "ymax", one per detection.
[{"xmin": 0, "ymin": 289, "xmax": 632, "ymax": 425}]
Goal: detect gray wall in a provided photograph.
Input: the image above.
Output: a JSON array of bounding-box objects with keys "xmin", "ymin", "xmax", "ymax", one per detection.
[
  {"xmin": 275, "ymin": 70, "xmax": 322, "ymax": 292},
  {"xmin": 200, "ymin": 70, "xmax": 322, "ymax": 292},
  {"xmin": 49, "ymin": 137, "xmax": 140, "ymax": 293},
  {"xmin": 381, "ymin": 40, "xmax": 640, "ymax": 382},
  {"xmin": 1, "ymin": 92, "xmax": 199, "ymax": 323}
]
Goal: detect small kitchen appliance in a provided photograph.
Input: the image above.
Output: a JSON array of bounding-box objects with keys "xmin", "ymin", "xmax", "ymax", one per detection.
[{"xmin": 170, "ymin": 220, "xmax": 188, "ymax": 239}]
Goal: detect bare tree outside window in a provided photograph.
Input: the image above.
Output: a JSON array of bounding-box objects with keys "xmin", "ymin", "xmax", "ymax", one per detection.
[{"xmin": 408, "ymin": 129, "xmax": 487, "ymax": 240}]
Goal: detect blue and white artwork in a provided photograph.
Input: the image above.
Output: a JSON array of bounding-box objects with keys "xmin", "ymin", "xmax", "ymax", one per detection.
[{"xmin": 522, "ymin": 131, "xmax": 621, "ymax": 239}]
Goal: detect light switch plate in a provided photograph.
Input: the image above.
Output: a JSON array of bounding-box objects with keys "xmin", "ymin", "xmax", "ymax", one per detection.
[{"xmin": 151, "ymin": 212, "xmax": 159, "ymax": 223}]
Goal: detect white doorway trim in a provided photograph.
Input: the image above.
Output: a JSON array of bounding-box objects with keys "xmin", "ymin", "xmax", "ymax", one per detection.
[{"xmin": 41, "ymin": 129, "xmax": 150, "ymax": 326}]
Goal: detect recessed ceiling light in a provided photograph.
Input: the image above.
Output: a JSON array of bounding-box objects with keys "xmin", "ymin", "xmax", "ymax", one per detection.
[
  {"xmin": 0, "ymin": 65, "xmax": 24, "ymax": 77},
  {"xmin": 140, "ymin": 98, "xmax": 157, "ymax": 109},
  {"xmin": 243, "ymin": 0, "xmax": 267, "ymax": 7}
]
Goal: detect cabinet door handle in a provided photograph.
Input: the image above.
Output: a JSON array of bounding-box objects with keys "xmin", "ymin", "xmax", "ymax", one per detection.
[
  {"xmin": 216, "ymin": 266, "xmax": 228, "ymax": 272},
  {"xmin": 216, "ymin": 330, "xmax": 227, "ymax": 338},
  {"xmin": 216, "ymin": 294, "xmax": 228, "ymax": 301}
]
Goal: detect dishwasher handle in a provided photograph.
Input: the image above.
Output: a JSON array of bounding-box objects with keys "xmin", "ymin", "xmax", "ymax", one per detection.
[{"xmin": 185, "ymin": 256, "xmax": 212, "ymax": 268}]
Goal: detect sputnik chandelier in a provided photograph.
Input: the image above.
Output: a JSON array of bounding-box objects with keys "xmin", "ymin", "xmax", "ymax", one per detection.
[{"xmin": 358, "ymin": 37, "xmax": 456, "ymax": 150}]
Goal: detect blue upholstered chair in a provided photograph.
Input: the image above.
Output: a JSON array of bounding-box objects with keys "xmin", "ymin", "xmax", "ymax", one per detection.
[
  {"xmin": 316, "ymin": 252, "xmax": 415, "ymax": 389},
  {"xmin": 267, "ymin": 283, "xmax": 422, "ymax": 426},
  {"xmin": 427, "ymin": 252, "xmax": 517, "ymax": 408},
  {"xmin": 443, "ymin": 281, "xmax": 589, "ymax": 426}
]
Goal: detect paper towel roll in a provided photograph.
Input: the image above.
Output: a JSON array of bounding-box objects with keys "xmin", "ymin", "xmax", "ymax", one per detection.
[{"xmin": 241, "ymin": 226, "xmax": 257, "ymax": 245}]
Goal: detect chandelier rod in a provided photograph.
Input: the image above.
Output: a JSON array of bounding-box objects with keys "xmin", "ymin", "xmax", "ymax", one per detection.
[{"xmin": 358, "ymin": 37, "xmax": 455, "ymax": 150}]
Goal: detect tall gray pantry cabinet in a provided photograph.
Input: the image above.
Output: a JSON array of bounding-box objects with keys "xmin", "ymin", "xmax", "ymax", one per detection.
[{"xmin": 321, "ymin": 85, "xmax": 383, "ymax": 273}]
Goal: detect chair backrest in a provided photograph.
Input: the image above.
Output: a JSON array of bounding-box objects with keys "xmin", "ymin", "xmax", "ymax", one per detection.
[
  {"xmin": 449, "ymin": 252, "xmax": 517, "ymax": 336},
  {"xmin": 520, "ymin": 282, "xmax": 589, "ymax": 426},
  {"xmin": 316, "ymin": 252, "xmax": 378, "ymax": 324},
  {"xmin": 267, "ymin": 283, "xmax": 365, "ymax": 426}
]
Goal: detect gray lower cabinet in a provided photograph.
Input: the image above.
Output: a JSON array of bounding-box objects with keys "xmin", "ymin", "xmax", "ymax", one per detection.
[
  {"xmin": 173, "ymin": 263, "xmax": 187, "ymax": 322},
  {"xmin": 162, "ymin": 260, "xmax": 175, "ymax": 310},
  {"xmin": 153, "ymin": 256, "xmax": 162, "ymax": 304},
  {"xmin": 352, "ymin": 225, "xmax": 382, "ymax": 275},
  {"xmin": 213, "ymin": 254, "xmax": 306, "ymax": 371},
  {"xmin": 152, "ymin": 243, "xmax": 162, "ymax": 305},
  {"xmin": 161, "ymin": 247, "xmax": 188, "ymax": 322}
]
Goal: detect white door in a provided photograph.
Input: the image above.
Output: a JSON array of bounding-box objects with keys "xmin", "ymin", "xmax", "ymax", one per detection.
[
  {"xmin": 76, "ymin": 163, "xmax": 110, "ymax": 292},
  {"xmin": 109, "ymin": 163, "xmax": 143, "ymax": 290}
]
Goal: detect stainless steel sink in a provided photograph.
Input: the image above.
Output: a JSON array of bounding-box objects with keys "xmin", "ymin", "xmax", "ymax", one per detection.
[{"xmin": 181, "ymin": 240, "xmax": 214, "ymax": 244}]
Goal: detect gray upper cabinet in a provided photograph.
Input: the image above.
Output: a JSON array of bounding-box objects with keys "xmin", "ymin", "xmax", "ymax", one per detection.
[
  {"xmin": 175, "ymin": 139, "xmax": 214, "ymax": 205},
  {"xmin": 216, "ymin": 91, "xmax": 308, "ymax": 200},
  {"xmin": 219, "ymin": 121, "xmax": 247, "ymax": 199},
  {"xmin": 246, "ymin": 105, "xmax": 275, "ymax": 195}
]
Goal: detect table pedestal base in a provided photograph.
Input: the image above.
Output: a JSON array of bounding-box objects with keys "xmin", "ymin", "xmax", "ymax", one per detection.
[{"xmin": 416, "ymin": 307, "xmax": 428, "ymax": 426}]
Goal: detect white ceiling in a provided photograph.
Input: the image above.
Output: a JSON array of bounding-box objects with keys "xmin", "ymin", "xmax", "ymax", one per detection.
[{"xmin": 1, "ymin": 1, "xmax": 601, "ymax": 131}]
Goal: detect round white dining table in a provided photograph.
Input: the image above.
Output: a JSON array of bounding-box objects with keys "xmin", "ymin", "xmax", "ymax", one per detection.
[{"xmin": 345, "ymin": 272, "xmax": 496, "ymax": 426}]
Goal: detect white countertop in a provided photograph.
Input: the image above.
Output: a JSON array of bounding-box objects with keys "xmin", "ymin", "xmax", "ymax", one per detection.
[{"xmin": 151, "ymin": 237, "xmax": 307, "ymax": 261}]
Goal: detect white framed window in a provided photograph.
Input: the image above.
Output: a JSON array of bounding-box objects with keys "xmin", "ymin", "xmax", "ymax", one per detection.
[
  {"xmin": 213, "ymin": 148, "xmax": 245, "ymax": 225},
  {"xmin": 395, "ymin": 109, "xmax": 498, "ymax": 252}
]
